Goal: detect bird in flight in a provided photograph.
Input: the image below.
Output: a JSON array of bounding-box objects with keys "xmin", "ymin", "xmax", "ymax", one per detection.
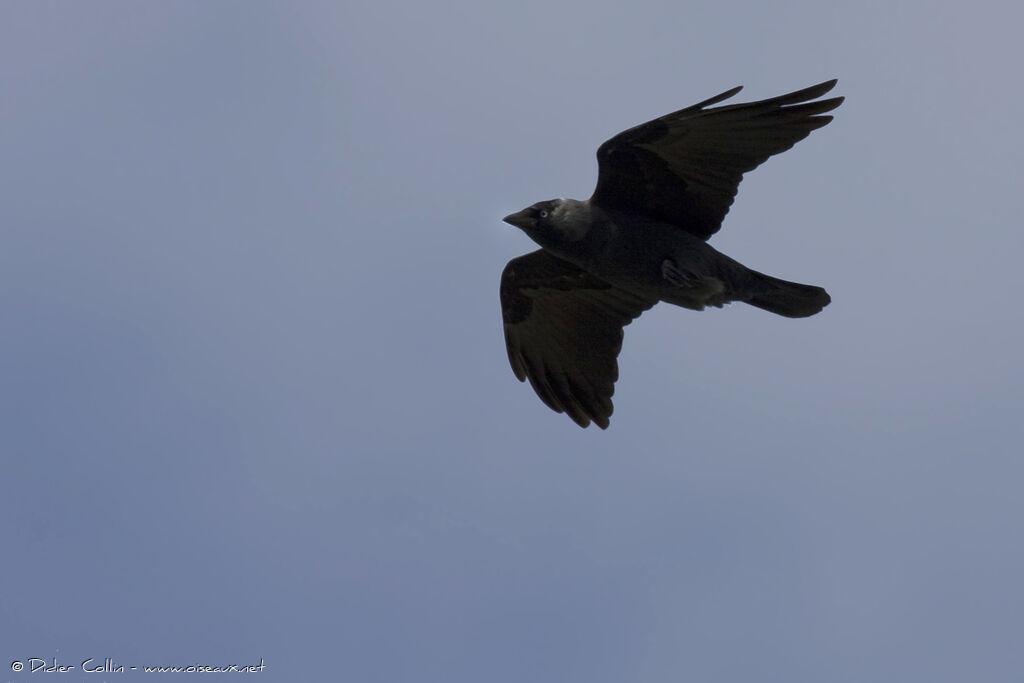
[{"xmin": 500, "ymin": 79, "xmax": 842, "ymax": 429}]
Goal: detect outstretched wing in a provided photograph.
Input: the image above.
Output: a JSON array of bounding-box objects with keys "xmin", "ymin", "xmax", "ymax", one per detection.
[
  {"xmin": 591, "ymin": 79, "xmax": 843, "ymax": 240},
  {"xmin": 500, "ymin": 250, "xmax": 656, "ymax": 429}
]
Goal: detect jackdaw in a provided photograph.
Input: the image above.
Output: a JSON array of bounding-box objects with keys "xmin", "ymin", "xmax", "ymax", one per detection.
[{"xmin": 500, "ymin": 79, "xmax": 842, "ymax": 429}]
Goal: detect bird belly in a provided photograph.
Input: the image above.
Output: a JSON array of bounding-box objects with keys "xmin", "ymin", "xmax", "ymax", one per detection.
[{"xmin": 583, "ymin": 228, "xmax": 738, "ymax": 311}]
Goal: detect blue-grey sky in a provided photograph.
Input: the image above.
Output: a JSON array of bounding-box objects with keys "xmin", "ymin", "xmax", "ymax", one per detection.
[{"xmin": 2, "ymin": 1, "xmax": 1022, "ymax": 681}]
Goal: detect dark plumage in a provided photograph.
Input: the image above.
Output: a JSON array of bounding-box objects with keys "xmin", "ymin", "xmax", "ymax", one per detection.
[{"xmin": 500, "ymin": 79, "xmax": 843, "ymax": 428}]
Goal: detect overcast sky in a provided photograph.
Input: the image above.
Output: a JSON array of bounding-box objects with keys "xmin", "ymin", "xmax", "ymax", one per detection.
[{"xmin": 2, "ymin": 1, "xmax": 1022, "ymax": 681}]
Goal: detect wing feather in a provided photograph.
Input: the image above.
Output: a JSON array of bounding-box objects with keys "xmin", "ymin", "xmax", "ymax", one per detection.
[
  {"xmin": 500, "ymin": 250, "xmax": 656, "ymax": 428},
  {"xmin": 591, "ymin": 79, "xmax": 843, "ymax": 240}
]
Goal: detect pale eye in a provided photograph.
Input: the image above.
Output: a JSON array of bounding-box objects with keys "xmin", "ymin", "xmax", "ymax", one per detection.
[{"xmin": 539, "ymin": 209, "xmax": 549, "ymax": 219}]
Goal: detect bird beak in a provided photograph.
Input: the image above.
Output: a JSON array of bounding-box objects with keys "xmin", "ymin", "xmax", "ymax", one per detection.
[{"xmin": 503, "ymin": 209, "xmax": 531, "ymax": 230}]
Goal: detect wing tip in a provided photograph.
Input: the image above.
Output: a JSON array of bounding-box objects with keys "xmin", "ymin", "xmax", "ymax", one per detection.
[
  {"xmin": 567, "ymin": 406, "xmax": 611, "ymax": 429},
  {"xmin": 804, "ymin": 78, "xmax": 839, "ymax": 97},
  {"xmin": 688, "ymin": 84, "xmax": 744, "ymax": 112}
]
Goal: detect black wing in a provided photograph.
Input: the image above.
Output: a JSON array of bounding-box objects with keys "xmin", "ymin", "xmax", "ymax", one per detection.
[
  {"xmin": 591, "ymin": 79, "xmax": 843, "ymax": 240},
  {"xmin": 500, "ymin": 250, "xmax": 656, "ymax": 429}
]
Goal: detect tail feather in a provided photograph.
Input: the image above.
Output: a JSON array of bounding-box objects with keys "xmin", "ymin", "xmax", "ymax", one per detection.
[{"xmin": 746, "ymin": 270, "xmax": 830, "ymax": 318}]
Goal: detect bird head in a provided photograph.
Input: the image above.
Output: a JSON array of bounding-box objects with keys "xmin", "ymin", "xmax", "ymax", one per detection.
[{"xmin": 503, "ymin": 198, "xmax": 589, "ymax": 252}]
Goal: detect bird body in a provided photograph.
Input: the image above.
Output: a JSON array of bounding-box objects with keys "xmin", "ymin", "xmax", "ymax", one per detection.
[
  {"xmin": 500, "ymin": 80, "xmax": 843, "ymax": 428},
  {"xmin": 506, "ymin": 198, "xmax": 827, "ymax": 316}
]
